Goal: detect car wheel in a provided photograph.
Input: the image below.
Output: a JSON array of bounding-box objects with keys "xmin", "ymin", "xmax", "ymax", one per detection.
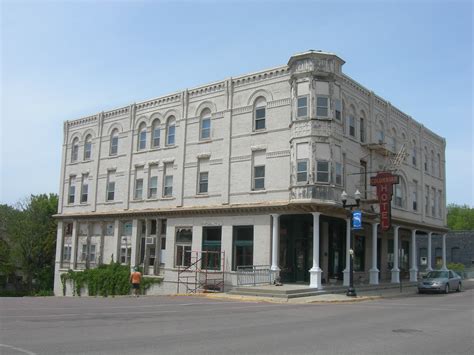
[
  {"xmin": 444, "ymin": 284, "xmax": 449, "ymax": 294},
  {"xmin": 456, "ymin": 282, "xmax": 462, "ymax": 292}
]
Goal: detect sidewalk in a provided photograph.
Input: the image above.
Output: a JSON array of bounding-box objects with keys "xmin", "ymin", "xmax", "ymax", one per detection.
[{"xmin": 201, "ymin": 279, "xmax": 474, "ymax": 304}]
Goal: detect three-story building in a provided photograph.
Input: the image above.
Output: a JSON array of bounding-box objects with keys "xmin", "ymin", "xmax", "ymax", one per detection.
[{"xmin": 54, "ymin": 50, "xmax": 448, "ymax": 295}]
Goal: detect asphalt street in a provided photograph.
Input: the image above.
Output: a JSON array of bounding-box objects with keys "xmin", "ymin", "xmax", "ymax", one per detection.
[{"xmin": 1, "ymin": 290, "xmax": 473, "ymax": 355}]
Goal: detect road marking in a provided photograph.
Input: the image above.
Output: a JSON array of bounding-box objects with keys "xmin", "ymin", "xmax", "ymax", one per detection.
[{"xmin": 0, "ymin": 344, "xmax": 37, "ymax": 355}]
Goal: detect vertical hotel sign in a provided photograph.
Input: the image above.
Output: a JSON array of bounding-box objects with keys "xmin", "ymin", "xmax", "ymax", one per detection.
[{"xmin": 370, "ymin": 172, "xmax": 399, "ymax": 231}]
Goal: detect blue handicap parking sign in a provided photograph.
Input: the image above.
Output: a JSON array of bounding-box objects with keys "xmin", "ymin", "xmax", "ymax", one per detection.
[{"xmin": 352, "ymin": 210, "xmax": 362, "ymax": 229}]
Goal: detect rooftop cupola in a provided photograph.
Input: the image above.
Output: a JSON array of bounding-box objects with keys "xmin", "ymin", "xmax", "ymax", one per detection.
[{"xmin": 288, "ymin": 50, "xmax": 345, "ymax": 77}]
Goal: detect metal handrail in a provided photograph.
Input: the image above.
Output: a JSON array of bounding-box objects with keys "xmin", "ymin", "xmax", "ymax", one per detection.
[{"xmin": 236, "ymin": 265, "xmax": 273, "ymax": 286}]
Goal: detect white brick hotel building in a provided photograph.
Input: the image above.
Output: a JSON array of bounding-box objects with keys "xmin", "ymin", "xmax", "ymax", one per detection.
[{"xmin": 54, "ymin": 50, "xmax": 448, "ymax": 295}]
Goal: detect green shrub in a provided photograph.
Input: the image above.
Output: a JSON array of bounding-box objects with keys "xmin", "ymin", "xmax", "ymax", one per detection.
[{"xmin": 61, "ymin": 263, "xmax": 163, "ymax": 297}]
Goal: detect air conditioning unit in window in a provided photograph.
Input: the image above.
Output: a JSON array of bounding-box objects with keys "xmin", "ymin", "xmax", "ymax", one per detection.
[
  {"xmin": 146, "ymin": 237, "xmax": 156, "ymax": 245},
  {"xmin": 121, "ymin": 237, "xmax": 128, "ymax": 244}
]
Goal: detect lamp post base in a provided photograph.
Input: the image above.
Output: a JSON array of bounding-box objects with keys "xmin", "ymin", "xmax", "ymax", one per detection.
[{"xmin": 346, "ymin": 287, "xmax": 357, "ymax": 297}]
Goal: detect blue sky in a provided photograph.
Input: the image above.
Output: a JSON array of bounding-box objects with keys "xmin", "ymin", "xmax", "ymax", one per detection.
[{"xmin": 1, "ymin": 0, "xmax": 472, "ymax": 206}]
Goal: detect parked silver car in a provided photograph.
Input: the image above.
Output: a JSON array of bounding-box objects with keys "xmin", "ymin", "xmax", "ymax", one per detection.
[{"xmin": 418, "ymin": 270, "xmax": 462, "ymax": 294}]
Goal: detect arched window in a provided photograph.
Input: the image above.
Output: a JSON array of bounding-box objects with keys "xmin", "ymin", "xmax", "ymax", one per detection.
[
  {"xmin": 152, "ymin": 119, "xmax": 161, "ymax": 148},
  {"xmin": 390, "ymin": 128, "xmax": 397, "ymax": 152},
  {"xmin": 437, "ymin": 153, "xmax": 442, "ymax": 177},
  {"xmin": 200, "ymin": 108, "xmax": 211, "ymax": 140},
  {"xmin": 431, "ymin": 150, "xmax": 435, "ymax": 175},
  {"xmin": 137, "ymin": 123, "xmax": 147, "ymax": 150},
  {"xmin": 166, "ymin": 116, "xmax": 176, "ymax": 146},
  {"xmin": 83, "ymin": 134, "xmax": 92, "ymax": 160},
  {"xmin": 254, "ymin": 97, "xmax": 266, "ymax": 131},
  {"xmin": 110, "ymin": 129, "xmax": 119, "ymax": 156},
  {"xmin": 71, "ymin": 137, "xmax": 79, "ymax": 162},
  {"xmin": 394, "ymin": 178, "xmax": 406, "ymax": 208},
  {"xmin": 424, "ymin": 147, "xmax": 429, "ymax": 172},
  {"xmin": 359, "ymin": 111, "xmax": 366, "ymax": 143},
  {"xmin": 412, "ymin": 140, "xmax": 417, "ymax": 166},
  {"xmin": 348, "ymin": 105, "xmax": 356, "ymax": 137},
  {"xmin": 377, "ymin": 121, "xmax": 384, "ymax": 143}
]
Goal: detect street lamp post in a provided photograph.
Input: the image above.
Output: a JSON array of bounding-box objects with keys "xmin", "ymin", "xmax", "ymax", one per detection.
[{"xmin": 341, "ymin": 189, "xmax": 361, "ymax": 297}]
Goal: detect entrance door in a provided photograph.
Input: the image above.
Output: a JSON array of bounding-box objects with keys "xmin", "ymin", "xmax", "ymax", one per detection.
[{"xmin": 327, "ymin": 220, "xmax": 345, "ymax": 280}]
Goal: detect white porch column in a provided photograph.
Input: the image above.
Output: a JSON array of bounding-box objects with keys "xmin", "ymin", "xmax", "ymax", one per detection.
[
  {"xmin": 409, "ymin": 229, "xmax": 418, "ymax": 282},
  {"xmin": 441, "ymin": 233, "xmax": 447, "ymax": 270},
  {"xmin": 130, "ymin": 219, "xmax": 139, "ymax": 269},
  {"xmin": 309, "ymin": 212, "xmax": 322, "ymax": 288},
  {"xmin": 391, "ymin": 225, "xmax": 400, "ymax": 283},
  {"xmin": 427, "ymin": 232, "xmax": 433, "ymax": 271},
  {"xmin": 270, "ymin": 214, "xmax": 280, "ymax": 272},
  {"xmin": 369, "ymin": 223, "xmax": 379, "ymax": 285},
  {"xmin": 71, "ymin": 220, "xmax": 79, "ymax": 269},
  {"xmin": 343, "ymin": 218, "xmax": 351, "ymax": 286}
]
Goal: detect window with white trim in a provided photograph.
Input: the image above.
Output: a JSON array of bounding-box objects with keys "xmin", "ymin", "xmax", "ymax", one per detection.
[
  {"xmin": 71, "ymin": 138, "xmax": 79, "ymax": 162},
  {"xmin": 296, "ymin": 160, "xmax": 308, "ymax": 182},
  {"xmin": 254, "ymin": 97, "xmax": 266, "ymax": 130},
  {"xmin": 349, "ymin": 115, "xmax": 356, "ymax": 137},
  {"xmin": 148, "ymin": 164, "xmax": 158, "ymax": 198},
  {"xmin": 197, "ymin": 158, "xmax": 210, "ymax": 194},
  {"xmin": 62, "ymin": 245, "xmax": 72, "ymax": 261},
  {"xmin": 200, "ymin": 109, "xmax": 211, "ymax": 140},
  {"xmin": 80, "ymin": 173, "xmax": 88, "ymax": 204},
  {"xmin": 134, "ymin": 178, "xmax": 143, "ymax": 200},
  {"xmin": 106, "ymin": 170, "xmax": 115, "ymax": 201},
  {"xmin": 377, "ymin": 121, "xmax": 384, "ymax": 143},
  {"xmin": 137, "ymin": 123, "xmax": 147, "ymax": 150},
  {"xmin": 163, "ymin": 162, "xmax": 173, "ymax": 197},
  {"xmin": 425, "ymin": 185, "xmax": 430, "ymax": 215},
  {"xmin": 152, "ymin": 119, "xmax": 161, "ymax": 148},
  {"xmin": 297, "ymin": 96, "xmax": 308, "ymax": 118},
  {"xmin": 359, "ymin": 117, "xmax": 365, "ymax": 143},
  {"xmin": 83, "ymin": 135, "xmax": 92, "ymax": 160},
  {"xmin": 110, "ymin": 129, "xmax": 119, "ymax": 156},
  {"xmin": 252, "ymin": 150, "xmax": 265, "ymax": 190},
  {"xmin": 316, "ymin": 161, "xmax": 329, "ymax": 183},
  {"xmin": 335, "ymin": 162, "xmax": 343, "ymax": 186},
  {"xmin": 316, "ymin": 96, "xmax": 329, "ymax": 117},
  {"xmin": 68, "ymin": 175, "xmax": 76, "ymax": 204},
  {"xmin": 166, "ymin": 116, "xmax": 176, "ymax": 146},
  {"xmin": 412, "ymin": 180, "xmax": 418, "ymax": 211},
  {"xmin": 175, "ymin": 227, "xmax": 192, "ymax": 267}
]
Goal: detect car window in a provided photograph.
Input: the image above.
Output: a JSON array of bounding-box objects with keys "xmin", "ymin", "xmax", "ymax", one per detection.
[{"xmin": 449, "ymin": 271, "xmax": 454, "ymax": 278}]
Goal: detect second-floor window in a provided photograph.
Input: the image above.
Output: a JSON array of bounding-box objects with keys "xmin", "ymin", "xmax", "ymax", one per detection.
[
  {"xmin": 316, "ymin": 96, "xmax": 329, "ymax": 117},
  {"xmin": 253, "ymin": 166, "xmax": 265, "ymax": 190},
  {"xmin": 335, "ymin": 99, "xmax": 342, "ymax": 121},
  {"xmin": 198, "ymin": 172, "xmax": 209, "ymax": 194},
  {"xmin": 296, "ymin": 160, "xmax": 308, "ymax": 182},
  {"xmin": 134, "ymin": 178, "xmax": 143, "ymax": 200},
  {"xmin": 106, "ymin": 171, "xmax": 115, "ymax": 201},
  {"xmin": 80, "ymin": 173, "xmax": 88, "ymax": 203},
  {"xmin": 297, "ymin": 96, "xmax": 308, "ymax": 118},
  {"xmin": 68, "ymin": 175, "xmax": 76, "ymax": 204},
  {"xmin": 163, "ymin": 163, "xmax": 173, "ymax": 197},
  {"xmin": 335, "ymin": 162, "xmax": 343, "ymax": 186},
  {"xmin": 316, "ymin": 161, "xmax": 329, "ymax": 183}
]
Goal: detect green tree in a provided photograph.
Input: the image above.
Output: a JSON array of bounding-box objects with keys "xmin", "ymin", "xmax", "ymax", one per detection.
[
  {"xmin": 447, "ymin": 204, "xmax": 474, "ymax": 230},
  {"xmin": 7, "ymin": 194, "xmax": 58, "ymax": 292}
]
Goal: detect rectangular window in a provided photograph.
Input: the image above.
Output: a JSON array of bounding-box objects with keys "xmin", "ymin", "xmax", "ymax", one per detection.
[
  {"xmin": 335, "ymin": 162, "xmax": 342, "ymax": 186},
  {"xmin": 232, "ymin": 226, "xmax": 254, "ymax": 271},
  {"xmin": 89, "ymin": 244, "xmax": 96, "ymax": 263},
  {"xmin": 297, "ymin": 96, "xmax": 308, "ymax": 118},
  {"xmin": 134, "ymin": 178, "xmax": 143, "ymax": 200},
  {"xmin": 316, "ymin": 161, "xmax": 329, "ymax": 183},
  {"xmin": 80, "ymin": 174, "xmax": 88, "ymax": 204},
  {"xmin": 359, "ymin": 118, "xmax": 365, "ymax": 143},
  {"xmin": 120, "ymin": 246, "xmax": 132, "ymax": 264},
  {"xmin": 412, "ymin": 181, "xmax": 418, "ymax": 211},
  {"xmin": 150, "ymin": 220, "xmax": 157, "ymax": 235},
  {"xmin": 167, "ymin": 125, "xmax": 175, "ymax": 146},
  {"xmin": 175, "ymin": 227, "xmax": 192, "ymax": 267},
  {"xmin": 316, "ymin": 96, "xmax": 328, "ymax": 117},
  {"xmin": 412, "ymin": 147, "xmax": 417, "ymax": 166},
  {"xmin": 148, "ymin": 164, "xmax": 158, "ymax": 198},
  {"xmin": 202, "ymin": 226, "xmax": 222, "ymax": 270},
  {"xmin": 425, "ymin": 185, "xmax": 430, "ymax": 216},
  {"xmin": 198, "ymin": 172, "xmax": 209, "ymax": 194},
  {"xmin": 438, "ymin": 190, "xmax": 442, "ymax": 218},
  {"xmin": 81, "ymin": 244, "xmax": 88, "ymax": 262},
  {"xmin": 122, "ymin": 221, "xmax": 133, "ymax": 236},
  {"xmin": 201, "ymin": 118, "xmax": 211, "ymax": 140},
  {"xmin": 335, "ymin": 99, "xmax": 342, "ymax": 120},
  {"xmin": 65, "ymin": 223, "xmax": 73, "ymax": 235},
  {"xmin": 395, "ymin": 185, "xmax": 402, "ymax": 207},
  {"xmin": 62, "ymin": 245, "xmax": 72, "ymax": 261},
  {"xmin": 253, "ymin": 166, "xmax": 265, "ymax": 190},
  {"xmin": 252, "ymin": 150, "xmax": 265, "ymax": 190},
  {"xmin": 68, "ymin": 176, "xmax": 76, "ymax": 204},
  {"xmin": 161, "ymin": 219, "xmax": 167, "ymax": 235},
  {"xmin": 349, "ymin": 116, "xmax": 355, "ymax": 137},
  {"xmin": 431, "ymin": 187, "xmax": 436, "ymax": 216},
  {"xmin": 296, "ymin": 160, "xmax": 308, "ymax": 182},
  {"xmin": 255, "ymin": 107, "xmax": 266, "ymax": 130},
  {"xmin": 377, "ymin": 129, "xmax": 384, "ymax": 143},
  {"xmin": 424, "ymin": 154, "xmax": 428, "ymax": 172},
  {"xmin": 163, "ymin": 163, "xmax": 173, "ymax": 197},
  {"xmin": 105, "ymin": 222, "xmax": 114, "ymax": 236},
  {"xmin": 110, "ymin": 135, "xmax": 118, "ymax": 155},
  {"xmin": 106, "ymin": 170, "xmax": 115, "ymax": 201}
]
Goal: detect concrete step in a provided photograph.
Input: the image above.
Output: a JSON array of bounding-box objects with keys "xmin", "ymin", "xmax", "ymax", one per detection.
[{"xmin": 228, "ymin": 289, "xmax": 326, "ymax": 299}]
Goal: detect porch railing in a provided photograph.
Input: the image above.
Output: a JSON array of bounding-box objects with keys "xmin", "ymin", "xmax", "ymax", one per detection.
[{"xmin": 236, "ymin": 265, "xmax": 273, "ymax": 286}]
